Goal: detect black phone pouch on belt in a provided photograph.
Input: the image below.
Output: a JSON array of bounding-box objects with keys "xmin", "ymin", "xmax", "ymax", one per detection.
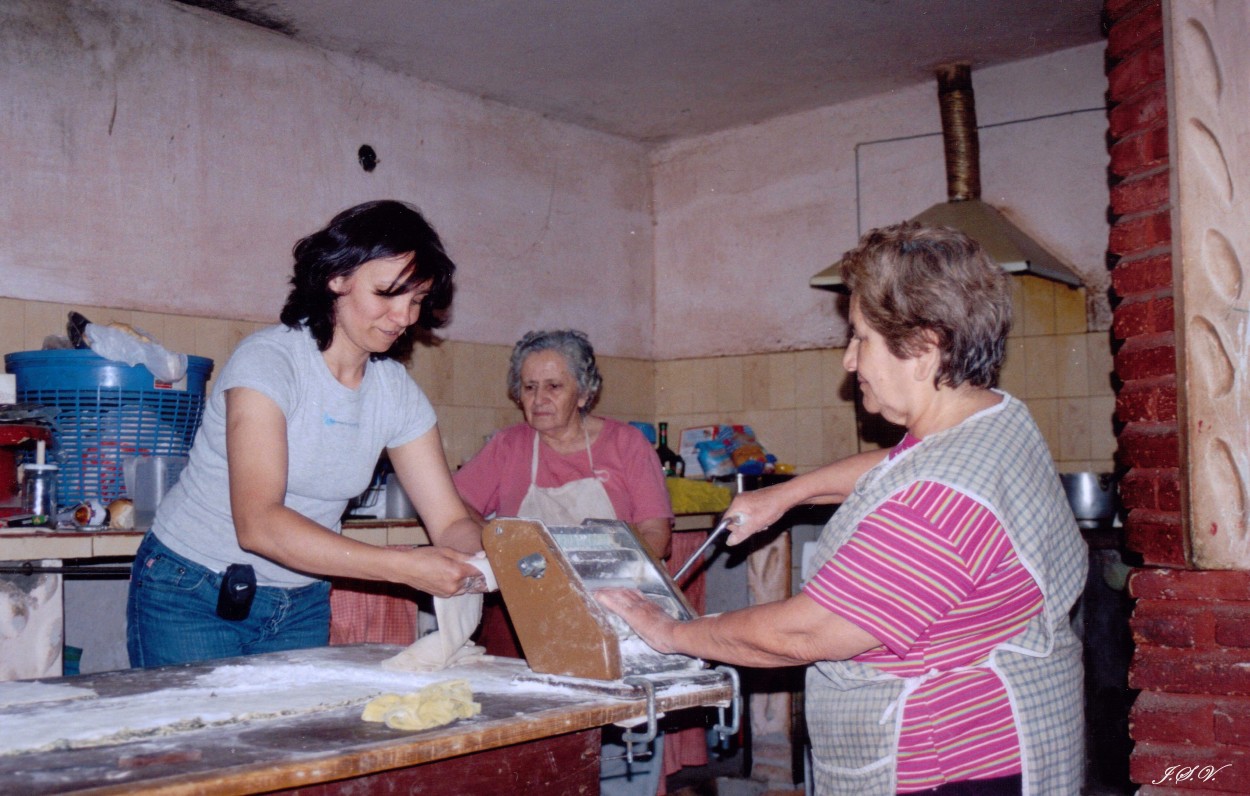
[{"xmin": 217, "ymin": 563, "xmax": 256, "ymax": 621}]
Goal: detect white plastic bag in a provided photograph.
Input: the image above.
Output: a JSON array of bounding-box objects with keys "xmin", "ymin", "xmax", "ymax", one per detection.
[{"xmin": 85, "ymin": 323, "xmax": 188, "ymax": 383}]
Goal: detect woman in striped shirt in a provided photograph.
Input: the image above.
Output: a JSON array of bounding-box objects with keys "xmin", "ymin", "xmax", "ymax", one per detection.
[{"xmin": 598, "ymin": 222, "xmax": 1086, "ymax": 796}]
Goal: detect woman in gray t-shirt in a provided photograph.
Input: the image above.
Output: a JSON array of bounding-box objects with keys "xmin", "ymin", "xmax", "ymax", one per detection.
[{"xmin": 127, "ymin": 200, "xmax": 486, "ymax": 668}]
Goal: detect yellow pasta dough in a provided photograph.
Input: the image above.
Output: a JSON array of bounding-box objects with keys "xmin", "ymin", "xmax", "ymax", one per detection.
[{"xmin": 360, "ymin": 679, "xmax": 481, "ymax": 731}]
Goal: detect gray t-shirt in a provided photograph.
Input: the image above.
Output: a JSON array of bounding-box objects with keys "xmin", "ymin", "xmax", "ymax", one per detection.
[{"xmin": 154, "ymin": 325, "xmax": 437, "ymax": 587}]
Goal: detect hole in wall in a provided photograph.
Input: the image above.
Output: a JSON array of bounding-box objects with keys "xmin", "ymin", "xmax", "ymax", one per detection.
[{"xmin": 358, "ymin": 145, "xmax": 378, "ymax": 173}]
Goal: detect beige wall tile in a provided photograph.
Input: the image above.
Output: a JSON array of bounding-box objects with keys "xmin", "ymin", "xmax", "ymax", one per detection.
[
  {"xmin": 1088, "ymin": 394, "xmax": 1118, "ymax": 471},
  {"xmin": 792, "ymin": 407, "xmax": 824, "ymax": 471},
  {"xmin": 1007, "ymin": 279, "xmax": 1024, "ymax": 339},
  {"xmin": 673, "ymin": 358, "xmax": 717, "ymax": 417},
  {"xmin": 1023, "ymin": 336, "xmax": 1061, "ymax": 399},
  {"xmin": 712, "ymin": 356, "xmax": 744, "ymax": 413},
  {"xmin": 161, "ymin": 314, "xmax": 200, "ymax": 361},
  {"xmin": 192, "ymin": 317, "xmax": 233, "ymax": 371},
  {"xmin": 1056, "ymin": 334, "xmax": 1090, "ymax": 398},
  {"xmin": 824, "ymin": 348, "xmax": 852, "ymax": 406},
  {"xmin": 22, "ymin": 301, "xmax": 74, "ymax": 350},
  {"xmin": 766, "ymin": 351, "xmax": 797, "ymax": 410},
  {"xmin": 1056, "ymin": 461, "xmax": 1097, "ymax": 475},
  {"xmin": 1058, "ymin": 397, "xmax": 1092, "ymax": 462},
  {"xmin": 1018, "ymin": 276, "xmax": 1057, "ymax": 337},
  {"xmin": 794, "ymin": 350, "xmax": 824, "ymax": 407},
  {"xmin": 439, "ymin": 405, "xmax": 502, "ymax": 470},
  {"xmin": 0, "ymin": 298, "xmax": 25, "ymax": 357},
  {"xmin": 1087, "ymin": 332, "xmax": 1115, "ymax": 397},
  {"xmin": 1000, "ymin": 336, "xmax": 1027, "ymax": 397},
  {"xmin": 127, "ymin": 311, "xmax": 167, "ymax": 343},
  {"xmin": 822, "ymin": 406, "xmax": 862, "ymax": 463},
  {"xmin": 411, "ymin": 340, "xmax": 455, "ymax": 404},
  {"xmin": 450, "ymin": 342, "xmax": 503, "ymax": 407},
  {"xmin": 598, "ymin": 356, "xmax": 654, "ymax": 419},
  {"xmin": 655, "ymin": 360, "xmax": 696, "ymax": 416},
  {"xmin": 740, "ymin": 354, "xmax": 770, "ymax": 410},
  {"xmin": 1054, "ymin": 285, "xmax": 1088, "ymax": 335},
  {"xmin": 1024, "ymin": 397, "xmax": 1059, "ymax": 461},
  {"xmin": 482, "ymin": 343, "xmax": 514, "ymax": 407}
]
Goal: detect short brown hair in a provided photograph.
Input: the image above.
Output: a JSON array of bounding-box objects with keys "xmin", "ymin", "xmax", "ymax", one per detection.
[{"xmin": 839, "ymin": 221, "xmax": 1011, "ymax": 389}]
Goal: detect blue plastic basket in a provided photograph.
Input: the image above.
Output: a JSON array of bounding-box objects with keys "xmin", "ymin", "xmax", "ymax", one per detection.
[{"xmin": 4, "ymin": 350, "xmax": 214, "ymax": 505}]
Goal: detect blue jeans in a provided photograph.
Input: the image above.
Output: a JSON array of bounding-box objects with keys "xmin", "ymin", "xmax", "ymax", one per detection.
[{"xmin": 127, "ymin": 532, "xmax": 330, "ymax": 668}]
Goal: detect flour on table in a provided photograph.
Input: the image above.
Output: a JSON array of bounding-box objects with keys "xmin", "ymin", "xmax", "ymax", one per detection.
[
  {"xmin": 0, "ymin": 662, "xmax": 434, "ymax": 756},
  {"xmin": 0, "ymin": 680, "xmax": 97, "ymax": 708}
]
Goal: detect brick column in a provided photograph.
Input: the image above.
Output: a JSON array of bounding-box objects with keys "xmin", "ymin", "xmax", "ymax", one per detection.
[
  {"xmin": 1106, "ymin": 0, "xmax": 1181, "ymax": 568},
  {"xmin": 1106, "ymin": 1, "xmax": 1250, "ymax": 792}
]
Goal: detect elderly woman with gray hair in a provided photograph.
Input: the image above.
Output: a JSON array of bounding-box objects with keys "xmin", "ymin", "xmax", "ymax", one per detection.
[
  {"xmin": 599, "ymin": 222, "xmax": 1087, "ymax": 796},
  {"xmin": 454, "ymin": 329, "xmax": 672, "ymax": 561},
  {"xmin": 453, "ymin": 329, "xmax": 675, "ymax": 795}
]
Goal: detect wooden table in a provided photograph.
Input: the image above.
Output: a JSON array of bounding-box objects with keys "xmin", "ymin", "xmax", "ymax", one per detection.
[{"xmin": 0, "ymin": 644, "xmax": 733, "ymax": 795}]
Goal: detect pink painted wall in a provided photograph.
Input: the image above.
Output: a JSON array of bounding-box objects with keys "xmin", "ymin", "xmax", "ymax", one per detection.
[
  {"xmin": 0, "ymin": 0, "xmax": 655, "ymax": 357},
  {"xmin": 650, "ymin": 44, "xmax": 1110, "ymax": 359},
  {"xmin": 2, "ymin": 2, "xmax": 1108, "ymax": 364}
]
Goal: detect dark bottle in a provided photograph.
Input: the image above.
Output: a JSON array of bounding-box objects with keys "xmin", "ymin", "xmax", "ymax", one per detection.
[{"xmin": 656, "ymin": 422, "xmax": 684, "ymax": 477}]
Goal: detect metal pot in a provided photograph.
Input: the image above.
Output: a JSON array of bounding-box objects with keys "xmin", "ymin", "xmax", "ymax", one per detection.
[{"xmin": 1060, "ymin": 472, "xmax": 1118, "ymax": 524}]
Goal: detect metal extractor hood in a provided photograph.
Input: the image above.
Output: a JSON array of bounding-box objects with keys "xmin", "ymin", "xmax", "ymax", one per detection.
[{"xmin": 812, "ymin": 63, "xmax": 1084, "ymax": 292}]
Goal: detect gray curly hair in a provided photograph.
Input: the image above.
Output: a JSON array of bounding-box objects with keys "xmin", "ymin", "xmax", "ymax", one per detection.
[{"xmin": 507, "ymin": 329, "xmax": 603, "ymax": 413}]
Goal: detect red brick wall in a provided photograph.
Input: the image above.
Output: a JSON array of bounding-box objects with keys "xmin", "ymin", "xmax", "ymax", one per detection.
[
  {"xmin": 1106, "ymin": 0, "xmax": 1181, "ymax": 569},
  {"xmin": 1129, "ymin": 570, "xmax": 1250, "ymax": 792},
  {"xmin": 1107, "ymin": 1, "xmax": 1250, "ymax": 791}
]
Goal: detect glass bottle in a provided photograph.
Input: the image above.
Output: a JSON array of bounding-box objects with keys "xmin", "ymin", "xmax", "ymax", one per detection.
[{"xmin": 656, "ymin": 422, "xmax": 684, "ymax": 477}]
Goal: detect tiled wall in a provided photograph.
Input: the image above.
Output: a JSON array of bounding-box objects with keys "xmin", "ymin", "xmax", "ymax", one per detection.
[
  {"xmin": 654, "ymin": 276, "xmax": 1117, "ymax": 476},
  {"xmin": 1, "ymin": 276, "xmax": 1114, "ymax": 478},
  {"xmin": 408, "ymin": 336, "xmax": 657, "ymax": 468},
  {"xmin": 0, "ymin": 297, "xmax": 656, "ymax": 471}
]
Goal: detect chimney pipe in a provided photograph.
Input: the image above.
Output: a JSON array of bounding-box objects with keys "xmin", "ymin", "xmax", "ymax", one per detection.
[{"xmin": 936, "ymin": 62, "xmax": 981, "ymax": 201}]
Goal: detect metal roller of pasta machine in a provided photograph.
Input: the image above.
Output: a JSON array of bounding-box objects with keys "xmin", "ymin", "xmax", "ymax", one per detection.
[{"xmin": 482, "ymin": 517, "xmax": 705, "ymax": 681}]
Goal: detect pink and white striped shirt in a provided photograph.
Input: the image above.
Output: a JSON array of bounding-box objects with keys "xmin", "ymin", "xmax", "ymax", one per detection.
[{"xmin": 803, "ymin": 440, "xmax": 1043, "ymax": 791}]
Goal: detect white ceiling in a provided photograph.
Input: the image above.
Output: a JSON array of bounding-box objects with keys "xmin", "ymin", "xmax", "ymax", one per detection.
[{"xmin": 177, "ymin": 0, "xmax": 1106, "ymax": 143}]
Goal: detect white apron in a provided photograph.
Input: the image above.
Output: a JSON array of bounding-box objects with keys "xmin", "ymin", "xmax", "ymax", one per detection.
[
  {"xmin": 516, "ymin": 425, "xmax": 617, "ymax": 524},
  {"xmin": 516, "ymin": 425, "xmax": 663, "ymax": 795}
]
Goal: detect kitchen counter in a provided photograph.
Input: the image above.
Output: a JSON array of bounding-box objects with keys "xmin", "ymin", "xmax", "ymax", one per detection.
[
  {"xmin": 0, "ymin": 517, "xmax": 722, "ymax": 563},
  {"xmin": 0, "ymin": 644, "xmax": 733, "ymax": 795},
  {"xmin": 0, "ymin": 520, "xmax": 431, "ymax": 563}
]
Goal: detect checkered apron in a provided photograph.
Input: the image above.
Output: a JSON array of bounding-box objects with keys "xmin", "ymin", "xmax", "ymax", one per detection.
[{"xmin": 804, "ymin": 393, "xmax": 1087, "ymax": 795}]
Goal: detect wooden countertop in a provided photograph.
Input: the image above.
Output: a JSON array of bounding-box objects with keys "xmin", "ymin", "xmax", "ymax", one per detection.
[
  {"xmin": 0, "ymin": 520, "xmax": 431, "ymax": 562},
  {"xmin": 0, "ymin": 644, "xmax": 733, "ymax": 795},
  {"xmin": 0, "ymin": 516, "xmax": 720, "ymax": 562}
]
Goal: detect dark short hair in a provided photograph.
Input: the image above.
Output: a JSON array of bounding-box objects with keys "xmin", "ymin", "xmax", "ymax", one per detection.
[
  {"xmin": 839, "ymin": 221, "xmax": 1012, "ymax": 389},
  {"xmin": 506, "ymin": 330, "xmax": 603, "ymax": 413},
  {"xmin": 278, "ymin": 200, "xmax": 456, "ymax": 361}
]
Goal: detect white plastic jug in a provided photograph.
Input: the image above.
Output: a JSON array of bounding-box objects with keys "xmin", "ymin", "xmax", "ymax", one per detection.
[{"xmin": 123, "ymin": 455, "xmax": 188, "ymax": 530}]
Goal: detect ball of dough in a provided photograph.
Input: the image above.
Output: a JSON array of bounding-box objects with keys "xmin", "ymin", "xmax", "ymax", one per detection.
[{"xmin": 108, "ymin": 499, "xmax": 135, "ymax": 530}]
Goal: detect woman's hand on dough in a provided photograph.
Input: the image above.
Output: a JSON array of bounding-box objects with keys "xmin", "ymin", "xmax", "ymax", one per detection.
[
  {"xmin": 595, "ymin": 588, "xmax": 678, "ymax": 654},
  {"xmin": 397, "ymin": 547, "xmax": 488, "ymax": 598}
]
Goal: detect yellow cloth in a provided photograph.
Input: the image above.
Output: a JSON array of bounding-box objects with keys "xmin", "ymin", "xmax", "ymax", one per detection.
[{"xmin": 665, "ymin": 477, "xmax": 732, "ymax": 514}]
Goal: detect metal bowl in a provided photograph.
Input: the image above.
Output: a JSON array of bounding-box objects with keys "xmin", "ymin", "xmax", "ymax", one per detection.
[{"xmin": 1060, "ymin": 472, "xmax": 1118, "ymax": 522}]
